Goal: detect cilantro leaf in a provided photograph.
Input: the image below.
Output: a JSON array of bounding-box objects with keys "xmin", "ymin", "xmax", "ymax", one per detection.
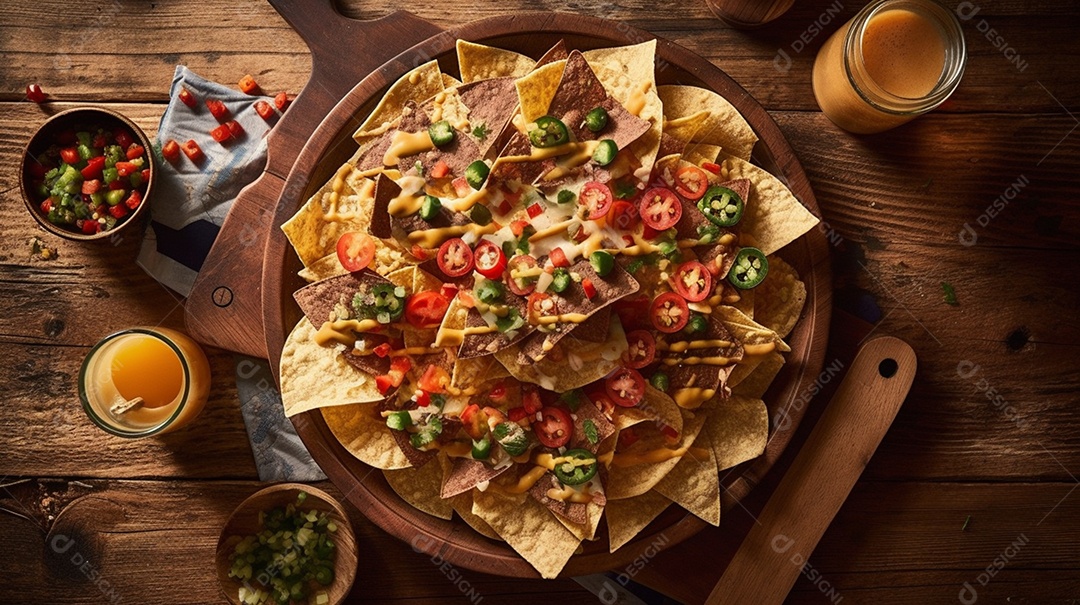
[
  {"xmin": 472, "ymin": 122, "xmax": 489, "ymax": 140},
  {"xmin": 583, "ymin": 419, "xmax": 599, "ymax": 445},
  {"xmin": 941, "ymin": 281, "xmax": 958, "ymax": 306}
]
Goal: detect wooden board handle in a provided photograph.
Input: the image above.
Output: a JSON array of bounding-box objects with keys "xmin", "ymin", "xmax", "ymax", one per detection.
[
  {"xmin": 707, "ymin": 336, "xmax": 916, "ymax": 604},
  {"xmin": 184, "ymin": 1, "xmax": 443, "ymax": 358}
]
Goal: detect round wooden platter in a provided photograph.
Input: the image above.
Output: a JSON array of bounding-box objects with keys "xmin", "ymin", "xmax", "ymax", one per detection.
[{"xmin": 261, "ymin": 10, "xmax": 831, "ymax": 579}]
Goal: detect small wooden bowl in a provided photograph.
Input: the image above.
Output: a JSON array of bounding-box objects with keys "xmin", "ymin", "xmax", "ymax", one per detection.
[
  {"xmin": 20, "ymin": 106, "xmax": 155, "ymax": 242},
  {"xmin": 215, "ymin": 484, "xmax": 357, "ymax": 605}
]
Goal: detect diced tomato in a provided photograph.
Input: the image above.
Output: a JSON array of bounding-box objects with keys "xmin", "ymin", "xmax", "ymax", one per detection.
[
  {"xmin": 108, "ymin": 180, "xmax": 126, "ymax": 191},
  {"xmin": 25, "ymin": 84, "xmax": 46, "ymax": 103},
  {"xmin": 546, "ymin": 247, "xmax": 569, "ymax": 268},
  {"xmin": 124, "ymin": 190, "xmax": 142, "ymax": 210},
  {"xmin": 606, "ymin": 367, "xmax": 645, "ymax": 407},
  {"xmin": 580, "ymin": 181, "xmax": 613, "ymax": 220},
  {"xmin": 59, "ymin": 147, "xmax": 80, "ymax": 165},
  {"xmin": 162, "ymin": 139, "xmax": 181, "ymax": 162},
  {"xmin": 505, "ymin": 254, "xmax": 538, "ymax": 296},
  {"xmin": 672, "ymin": 260, "xmax": 712, "ymax": 302},
  {"xmin": 496, "ymin": 199, "xmax": 513, "ymax": 216},
  {"xmin": 113, "ymin": 128, "xmax": 134, "ymax": 150},
  {"xmin": 40, "ymin": 199, "xmax": 53, "ymax": 214},
  {"xmin": 582, "ymin": 278, "xmax": 597, "ymax": 299},
  {"xmin": 141, "ymin": 168, "xmax": 151, "ymax": 183},
  {"xmin": 108, "ymin": 204, "xmax": 128, "ymax": 219},
  {"xmin": 226, "ymin": 120, "xmax": 244, "ymax": 138},
  {"xmin": 674, "ymin": 166, "xmax": 709, "ymax": 200},
  {"xmin": 414, "ymin": 390, "xmax": 432, "ymax": 407},
  {"xmin": 418, "ymin": 364, "xmax": 450, "ymax": 394},
  {"xmin": 440, "ymin": 284, "xmax": 458, "ymax": 300},
  {"xmin": 473, "ymin": 240, "xmax": 507, "ymax": 279},
  {"xmin": 178, "ymin": 87, "xmax": 197, "ymax": 108},
  {"xmin": 373, "ymin": 342, "xmax": 392, "ymax": 358},
  {"xmin": 430, "ymin": 160, "xmax": 450, "ymax": 179},
  {"xmin": 115, "ymin": 161, "xmax": 137, "ymax": 177},
  {"xmin": 210, "ymin": 124, "xmax": 232, "ymax": 143},
  {"xmin": 451, "ymin": 176, "xmax": 472, "ymax": 198},
  {"xmin": 81, "ymin": 179, "xmax": 101, "ymax": 195},
  {"xmin": 27, "ymin": 160, "xmax": 47, "ymax": 180},
  {"xmin": 274, "ymin": 92, "xmax": 290, "ymax": 111},
  {"xmin": 436, "ymin": 238, "xmax": 474, "ymax": 277},
  {"xmin": 410, "ymin": 244, "xmax": 429, "ymax": 261},
  {"xmin": 180, "ymin": 139, "xmax": 204, "ymax": 163},
  {"xmin": 701, "ymin": 161, "xmax": 722, "ymax": 175},
  {"xmin": 534, "ymin": 406, "xmax": 573, "ymax": 448},
  {"xmin": 92, "ymin": 133, "xmax": 109, "ymax": 148},
  {"xmin": 526, "ymin": 292, "xmax": 554, "ymax": 325},
  {"xmin": 336, "ymin": 232, "xmax": 375, "ymax": 272},
  {"xmin": 639, "ymin": 187, "xmax": 682, "ymax": 230},
  {"xmin": 623, "ymin": 330, "xmax": 656, "ymax": 369},
  {"xmin": 526, "ymin": 202, "xmax": 544, "ymax": 219},
  {"xmin": 80, "ymin": 156, "xmax": 106, "ymax": 179},
  {"xmin": 510, "ymin": 220, "xmax": 530, "ymax": 237},
  {"xmin": 610, "ymin": 200, "xmax": 639, "ymax": 231},
  {"xmin": 650, "ymin": 292, "xmax": 690, "ymax": 333},
  {"xmin": 523, "ymin": 390, "xmax": 544, "ymax": 415},
  {"xmin": 375, "ymin": 375, "xmax": 395, "ymax": 394},
  {"xmin": 390, "ymin": 356, "xmax": 413, "ymax": 375},
  {"xmin": 405, "ymin": 291, "xmax": 450, "ymax": 328},
  {"xmin": 508, "ymin": 406, "xmax": 530, "ymax": 423},
  {"xmin": 254, "ymin": 100, "xmax": 275, "ymax": 121},
  {"xmin": 618, "ymin": 427, "xmax": 640, "ymax": 449},
  {"xmin": 81, "ymin": 219, "xmax": 101, "ymax": 235},
  {"xmin": 206, "ymin": 99, "xmax": 229, "ymax": 121},
  {"xmin": 376, "ymin": 355, "xmax": 412, "ymax": 394},
  {"xmin": 125, "ymin": 144, "xmax": 145, "ymax": 160},
  {"xmin": 460, "ymin": 404, "xmax": 487, "ymax": 439},
  {"xmin": 238, "ymin": 74, "xmax": 260, "ymax": 95}
]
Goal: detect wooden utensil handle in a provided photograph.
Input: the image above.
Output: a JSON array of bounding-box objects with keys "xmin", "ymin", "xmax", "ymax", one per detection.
[{"xmin": 707, "ymin": 336, "xmax": 916, "ymax": 604}]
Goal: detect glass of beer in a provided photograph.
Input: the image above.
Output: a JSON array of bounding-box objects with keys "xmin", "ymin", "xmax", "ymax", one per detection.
[
  {"xmin": 812, "ymin": 0, "xmax": 966, "ymax": 134},
  {"xmin": 79, "ymin": 327, "xmax": 211, "ymax": 437}
]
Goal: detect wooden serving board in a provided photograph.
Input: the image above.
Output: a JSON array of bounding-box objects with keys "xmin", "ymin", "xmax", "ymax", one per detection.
[{"xmin": 251, "ymin": 8, "xmax": 834, "ymax": 578}]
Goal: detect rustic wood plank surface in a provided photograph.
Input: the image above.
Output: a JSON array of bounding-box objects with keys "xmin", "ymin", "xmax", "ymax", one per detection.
[{"xmin": 1, "ymin": 0, "xmax": 1078, "ymax": 603}]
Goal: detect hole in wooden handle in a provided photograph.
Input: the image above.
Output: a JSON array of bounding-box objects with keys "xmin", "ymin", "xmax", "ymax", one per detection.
[{"xmin": 878, "ymin": 358, "xmax": 899, "ymax": 378}]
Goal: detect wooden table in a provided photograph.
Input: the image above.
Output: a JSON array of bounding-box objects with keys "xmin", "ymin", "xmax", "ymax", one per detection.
[{"xmin": 2, "ymin": 1, "xmax": 1078, "ymax": 603}]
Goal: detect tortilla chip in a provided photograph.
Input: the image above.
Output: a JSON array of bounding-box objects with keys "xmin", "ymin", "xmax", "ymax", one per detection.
[
  {"xmin": 536, "ymin": 40, "xmax": 569, "ymax": 67},
  {"xmin": 384, "ymin": 461, "xmax": 454, "ymax": 519},
  {"xmin": 321, "ymin": 403, "xmax": 411, "ymax": 469},
  {"xmin": 451, "ymin": 354, "xmax": 511, "ymax": 392},
  {"xmin": 457, "ymin": 40, "xmax": 537, "ymax": 83},
  {"xmin": 472, "ymin": 489, "xmax": 581, "ymax": 578},
  {"xmin": 515, "ymin": 59, "xmax": 566, "ymax": 123},
  {"xmin": 557, "ymin": 501, "xmax": 605, "ymax": 542},
  {"xmin": 606, "ymin": 411, "xmax": 705, "ymax": 500},
  {"xmin": 654, "ymin": 442, "xmax": 721, "ymax": 526},
  {"xmin": 731, "ymin": 350, "xmax": 785, "ymax": 399},
  {"xmin": 450, "ymin": 492, "xmax": 502, "ymax": 541},
  {"xmin": 494, "ymin": 316, "xmax": 627, "ymax": 391},
  {"xmin": 682, "ymin": 142, "xmax": 723, "ymax": 167},
  {"xmin": 754, "ymin": 255, "xmax": 806, "ymax": 339},
  {"xmin": 705, "ymin": 395, "xmax": 769, "ymax": 472},
  {"xmin": 571, "ymin": 397, "xmax": 617, "ymax": 452},
  {"xmin": 721, "ymin": 154, "xmax": 819, "ymax": 256},
  {"xmin": 280, "ymin": 319, "xmax": 385, "ymax": 417},
  {"xmin": 661, "ymin": 316, "xmax": 744, "ymax": 409},
  {"xmin": 442, "ymin": 74, "xmax": 462, "ymax": 88},
  {"xmin": 605, "ymin": 490, "xmax": 671, "ymax": 553},
  {"xmin": 614, "ymin": 385, "xmax": 683, "ymax": 434},
  {"xmin": 730, "ymin": 281, "xmax": 755, "ymax": 319},
  {"xmin": 280, "ymin": 169, "xmax": 377, "ymax": 267},
  {"xmin": 662, "ymin": 109, "xmax": 711, "ymax": 144},
  {"xmin": 455, "ymin": 77, "xmax": 520, "ymax": 158},
  {"xmin": 714, "ymin": 305, "xmax": 790, "ymax": 354},
  {"xmin": 529, "ymin": 473, "xmax": 590, "ymax": 526},
  {"xmin": 298, "ymin": 253, "xmax": 348, "ymax": 283},
  {"xmin": 441, "ymin": 457, "xmax": 509, "ymax": 499},
  {"xmin": 353, "ymin": 60, "xmax": 444, "ymax": 144},
  {"xmin": 657, "ymin": 85, "xmax": 758, "ymax": 161}
]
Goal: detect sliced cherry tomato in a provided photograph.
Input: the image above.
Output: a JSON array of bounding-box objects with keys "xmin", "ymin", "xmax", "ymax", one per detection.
[
  {"xmin": 534, "ymin": 406, "xmax": 573, "ymax": 448},
  {"xmin": 701, "ymin": 161, "xmax": 722, "ymax": 175},
  {"xmin": 548, "ymin": 246, "xmax": 569, "ymax": 268},
  {"xmin": 80, "ymin": 156, "xmax": 105, "ymax": 180},
  {"xmin": 414, "ymin": 390, "xmax": 432, "ymax": 407},
  {"xmin": 672, "ymin": 260, "xmax": 712, "ymax": 302},
  {"xmin": 238, "ymin": 74, "xmax": 260, "ymax": 95},
  {"xmin": 114, "ymin": 161, "xmax": 137, "ymax": 177},
  {"xmin": 405, "ymin": 291, "xmax": 450, "ymax": 328},
  {"xmin": 675, "ymin": 166, "xmax": 709, "ymax": 200},
  {"xmin": 205, "ymin": 99, "xmax": 229, "ymax": 121},
  {"xmin": 335, "ymin": 231, "xmax": 375, "ymax": 272},
  {"xmin": 180, "ymin": 139, "xmax": 204, "ymax": 163},
  {"xmin": 437, "ymin": 238, "xmax": 474, "ymax": 277},
  {"xmin": 141, "ymin": 168, "xmax": 151, "ymax": 183},
  {"xmin": 605, "ymin": 367, "xmax": 645, "ymax": 407},
  {"xmin": 582, "ymin": 278, "xmax": 597, "ymax": 299},
  {"xmin": 274, "ymin": 92, "xmax": 290, "ymax": 111},
  {"xmin": 610, "ymin": 200, "xmax": 640, "ymax": 230},
  {"xmin": 639, "ymin": 187, "xmax": 682, "ymax": 230},
  {"xmin": 526, "ymin": 202, "xmax": 544, "ymax": 219},
  {"xmin": 25, "ymin": 84, "xmax": 46, "ymax": 103},
  {"xmin": 527, "ymin": 292, "xmax": 555, "ymax": 325},
  {"xmin": 161, "ymin": 139, "xmax": 181, "ymax": 163},
  {"xmin": 178, "ymin": 87, "xmax": 197, "ymax": 108},
  {"xmin": 505, "ymin": 254, "xmax": 538, "ymax": 296},
  {"xmin": 225, "ymin": 120, "xmax": 244, "ymax": 138},
  {"xmin": 210, "ymin": 124, "xmax": 232, "ymax": 143},
  {"xmin": 473, "ymin": 240, "xmax": 507, "ymax": 279},
  {"xmin": 39, "ymin": 199, "xmax": 53, "ymax": 214},
  {"xmin": 460, "ymin": 404, "xmax": 487, "ymax": 440},
  {"xmin": 59, "ymin": 147, "xmax": 80, "ymax": 165},
  {"xmin": 624, "ymin": 330, "xmax": 656, "ymax": 369},
  {"xmin": 417, "ymin": 364, "xmax": 450, "ymax": 393},
  {"xmin": 430, "ymin": 159, "xmax": 450, "ymax": 179},
  {"xmin": 254, "ymin": 100, "xmax": 275, "ymax": 120},
  {"xmin": 125, "ymin": 144, "xmax": 145, "ymax": 160},
  {"xmin": 580, "ymin": 181, "xmax": 613, "ymax": 220},
  {"xmin": 650, "ymin": 292, "xmax": 690, "ymax": 333},
  {"xmin": 523, "ymin": 390, "xmax": 544, "ymax": 415}
]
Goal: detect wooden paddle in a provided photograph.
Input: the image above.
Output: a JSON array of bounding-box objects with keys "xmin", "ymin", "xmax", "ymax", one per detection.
[{"xmin": 707, "ymin": 336, "xmax": 916, "ymax": 604}]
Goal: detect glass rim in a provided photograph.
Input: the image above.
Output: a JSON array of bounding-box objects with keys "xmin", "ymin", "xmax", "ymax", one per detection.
[
  {"xmin": 78, "ymin": 327, "xmax": 192, "ymax": 438},
  {"xmin": 843, "ymin": 0, "xmax": 967, "ymax": 115}
]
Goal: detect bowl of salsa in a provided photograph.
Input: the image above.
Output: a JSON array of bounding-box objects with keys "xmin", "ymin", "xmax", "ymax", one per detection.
[{"xmin": 20, "ymin": 107, "xmax": 154, "ymax": 241}]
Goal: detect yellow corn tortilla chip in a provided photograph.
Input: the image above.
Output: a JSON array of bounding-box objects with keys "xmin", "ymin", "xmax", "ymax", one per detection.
[
  {"xmin": 606, "ymin": 411, "xmax": 706, "ymax": 500},
  {"xmin": 472, "ymin": 489, "xmax": 581, "ymax": 579},
  {"xmin": 657, "ymin": 85, "xmax": 758, "ymax": 161},
  {"xmin": 321, "ymin": 403, "xmax": 412, "ymax": 470},
  {"xmin": 555, "ymin": 501, "xmax": 605, "ymax": 542},
  {"xmin": 731, "ymin": 283, "xmax": 755, "ymax": 320},
  {"xmin": 605, "ymin": 490, "xmax": 671, "ymax": 553},
  {"xmin": 280, "ymin": 169, "xmax": 377, "ymax": 267},
  {"xmin": 705, "ymin": 395, "xmax": 769, "ymax": 472},
  {"xmin": 515, "ymin": 59, "xmax": 566, "ymax": 123},
  {"xmin": 714, "ymin": 305, "xmax": 790, "ymax": 354},
  {"xmin": 754, "ymin": 255, "xmax": 807, "ymax": 339},
  {"xmin": 731, "ymin": 350, "xmax": 785, "ymax": 399},
  {"xmin": 298, "ymin": 253, "xmax": 348, "ymax": 283},
  {"xmin": 280, "ymin": 318, "xmax": 384, "ymax": 417},
  {"xmin": 721, "ymin": 154, "xmax": 819, "ymax": 256},
  {"xmin": 442, "ymin": 74, "xmax": 463, "ymax": 88},
  {"xmin": 451, "ymin": 354, "xmax": 510, "ymax": 392},
  {"xmin": 353, "ymin": 60, "xmax": 445, "ymax": 143},
  {"xmin": 662, "ymin": 109, "xmax": 711, "ymax": 144},
  {"xmin": 682, "ymin": 142, "xmax": 723, "ymax": 167},
  {"xmin": 654, "ymin": 441, "xmax": 721, "ymax": 526},
  {"xmin": 494, "ymin": 316, "xmax": 627, "ymax": 391},
  {"xmin": 450, "ymin": 492, "xmax": 502, "ymax": 541},
  {"xmin": 614, "ymin": 385, "xmax": 683, "ymax": 434},
  {"xmin": 457, "ymin": 40, "xmax": 537, "ymax": 84},
  {"xmin": 297, "ymin": 237, "xmax": 412, "ymax": 284},
  {"xmin": 384, "ymin": 461, "xmax": 453, "ymax": 519}
]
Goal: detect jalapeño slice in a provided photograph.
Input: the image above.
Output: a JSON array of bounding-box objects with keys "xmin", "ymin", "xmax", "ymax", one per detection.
[
  {"xmin": 585, "ymin": 107, "xmax": 609, "ymax": 133},
  {"xmin": 728, "ymin": 247, "xmax": 769, "ymax": 290},
  {"xmin": 428, "ymin": 120, "xmax": 456, "ymax": 147},
  {"xmin": 471, "ymin": 435, "xmax": 492, "ymax": 460},
  {"xmin": 698, "ymin": 185, "xmax": 744, "ymax": 227},
  {"xmin": 592, "ymin": 139, "xmax": 618, "ymax": 166},
  {"xmin": 465, "ymin": 160, "xmax": 489, "ymax": 190},
  {"xmin": 419, "ymin": 195, "xmax": 442, "ymax": 221},
  {"xmin": 528, "ymin": 116, "xmax": 570, "ymax": 148},
  {"xmin": 365, "ymin": 283, "xmax": 407, "ymax": 323},
  {"xmin": 553, "ymin": 448, "xmax": 598, "ymax": 486}
]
